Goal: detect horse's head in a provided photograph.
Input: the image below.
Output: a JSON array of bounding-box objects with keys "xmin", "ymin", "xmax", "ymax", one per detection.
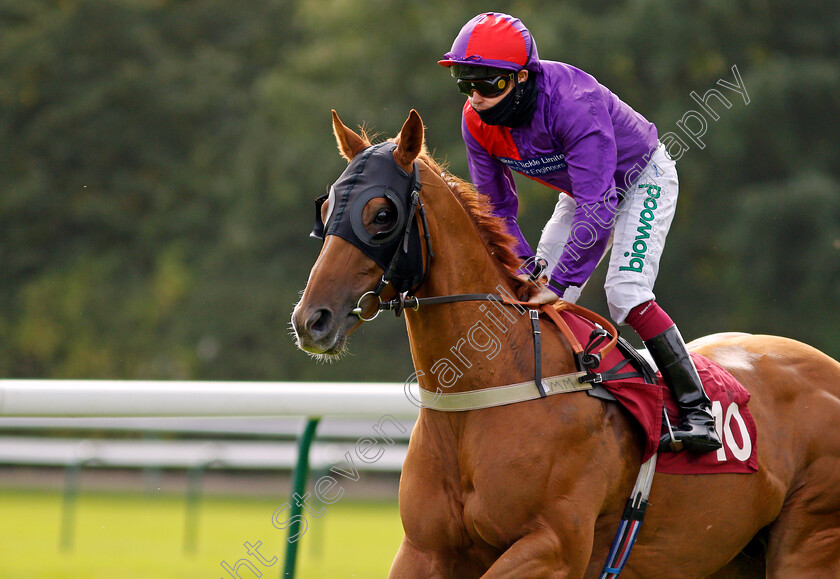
[{"xmin": 291, "ymin": 110, "xmax": 427, "ymax": 358}]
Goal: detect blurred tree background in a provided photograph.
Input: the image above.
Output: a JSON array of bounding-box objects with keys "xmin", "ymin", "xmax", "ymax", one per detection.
[{"xmin": 0, "ymin": 0, "xmax": 837, "ymax": 381}]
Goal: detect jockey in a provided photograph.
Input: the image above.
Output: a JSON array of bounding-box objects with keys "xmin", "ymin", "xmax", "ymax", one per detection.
[{"xmin": 439, "ymin": 12, "xmax": 722, "ymax": 454}]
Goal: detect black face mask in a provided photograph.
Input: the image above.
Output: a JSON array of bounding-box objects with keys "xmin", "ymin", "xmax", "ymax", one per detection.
[
  {"xmin": 311, "ymin": 142, "xmax": 425, "ymax": 294},
  {"xmin": 475, "ymin": 73, "xmax": 539, "ymax": 128}
]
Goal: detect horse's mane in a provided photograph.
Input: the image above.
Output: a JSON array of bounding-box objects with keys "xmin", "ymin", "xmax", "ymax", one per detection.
[
  {"xmin": 353, "ymin": 127, "xmax": 523, "ymax": 278},
  {"xmin": 416, "ymin": 150, "xmax": 524, "ymax": 277}
]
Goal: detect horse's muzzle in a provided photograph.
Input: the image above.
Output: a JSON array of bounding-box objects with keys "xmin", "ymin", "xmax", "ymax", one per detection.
[{"xmin": 291, "ymin": 305, "xmax": 346, "ymax": 355}]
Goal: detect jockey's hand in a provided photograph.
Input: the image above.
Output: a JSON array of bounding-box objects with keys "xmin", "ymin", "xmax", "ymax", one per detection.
[
  {"xmin": 527, "ymin": 284, "xmax": 559, "ymax": 305},
  {"xmin": 515, "ymin": 274, "xmax": 560, "ymax": 305}
]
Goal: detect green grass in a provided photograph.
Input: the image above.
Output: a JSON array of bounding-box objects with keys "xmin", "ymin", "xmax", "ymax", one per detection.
[{"xmin": 0, "ymin": 489, "xmax": 403, "ymax": 578}]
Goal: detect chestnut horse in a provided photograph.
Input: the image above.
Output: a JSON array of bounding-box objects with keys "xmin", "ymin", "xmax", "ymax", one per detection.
[{"xmin": 292, "ymin": 109, "xmax": 840, "ymax": 578}]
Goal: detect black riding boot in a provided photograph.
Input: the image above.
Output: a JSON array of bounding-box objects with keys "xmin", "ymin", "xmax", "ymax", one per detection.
[{"xmin": 644, "ymin": 326, "xmax": 723, "ymax": 453}]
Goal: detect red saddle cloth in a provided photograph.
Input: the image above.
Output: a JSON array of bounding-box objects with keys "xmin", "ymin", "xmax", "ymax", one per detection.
[{"xmin": 560, "ymin": 310, "xmax": 758, "ymax": 475}]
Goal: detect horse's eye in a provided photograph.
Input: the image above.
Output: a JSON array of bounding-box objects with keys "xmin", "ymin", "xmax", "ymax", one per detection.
[
  {"xmin": 361, "ymin": 197, "xmax": 400, "ymax": 243},
  {"xmin": 374, "ymin": 209, "xmax": 393, "ymax": 225}
]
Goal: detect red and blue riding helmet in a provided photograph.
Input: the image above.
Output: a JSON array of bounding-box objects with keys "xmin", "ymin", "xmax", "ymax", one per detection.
[{"xmin": 438, "ymin": 12, "xmax": 541, "ymax": 78}]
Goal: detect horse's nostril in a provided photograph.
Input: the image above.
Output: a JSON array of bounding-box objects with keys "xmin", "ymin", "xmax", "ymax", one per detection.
[{"xmin": 307, "ymin": 308, "xmax": 334, "ymax": 338}]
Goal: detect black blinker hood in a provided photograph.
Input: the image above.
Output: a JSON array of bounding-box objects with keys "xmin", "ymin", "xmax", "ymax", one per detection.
[{"xmin": 311, "ymin": 142, "xmax": 424, "ymax": 294}]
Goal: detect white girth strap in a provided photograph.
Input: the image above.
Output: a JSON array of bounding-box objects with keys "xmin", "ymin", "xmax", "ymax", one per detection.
[{"xmin": 418, "ymin": 371, "xmax": 591, "ymax": 412}]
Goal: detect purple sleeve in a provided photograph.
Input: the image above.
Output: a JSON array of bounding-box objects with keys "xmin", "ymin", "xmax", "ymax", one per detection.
[
  {"xmin": 462, "ymin": 116, "xmax": 534, "ymax": 262},
  {"xmin": 549, "ymin": 92, "xmax": 620, "ymax": 289}
]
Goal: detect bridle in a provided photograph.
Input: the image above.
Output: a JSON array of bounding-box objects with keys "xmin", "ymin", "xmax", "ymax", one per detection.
[
  {"xmin": 311, "ymin": 145, "xmax": 619, "ymax": 381},
  {"xmin": 311, "ymin": 142, "xmax": 433, "ymax": 322}
]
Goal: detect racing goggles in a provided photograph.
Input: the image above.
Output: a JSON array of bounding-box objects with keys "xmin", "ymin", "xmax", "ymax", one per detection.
[{"xmin": 456, "ymin": 73, "xmax": 515, "ymax": 98}]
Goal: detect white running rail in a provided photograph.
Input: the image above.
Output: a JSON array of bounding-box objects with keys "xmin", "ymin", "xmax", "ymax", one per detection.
[{"xmin": 0, "ymin": 380, "xmax": 421, "ymax": 418}]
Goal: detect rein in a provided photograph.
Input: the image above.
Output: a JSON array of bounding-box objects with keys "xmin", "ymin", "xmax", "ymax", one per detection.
[{"xmin": 374, "ymin": 291, "xmax": 620, "ymax": 366}]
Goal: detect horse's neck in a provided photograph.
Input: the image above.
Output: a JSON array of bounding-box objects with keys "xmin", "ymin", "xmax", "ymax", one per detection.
[
  {"xmin": 416, "ymin": 230, "xmax": 509, "ymax": 301},
  {"xmin": 413, "ymin": 177, "xmax": 513, "ymax": 301},
  {"xmin": 415, "ymin": 191, "xmax": 509, "ymax": 299},
  {"xmin": 404, "ymin": 180, "xmax": 546, "ymax": 393}
]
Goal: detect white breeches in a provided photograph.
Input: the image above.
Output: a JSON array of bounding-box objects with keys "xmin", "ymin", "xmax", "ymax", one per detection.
[{"xmin": 535, "ymin": 142, "xmax": 679, "ymax": 323}]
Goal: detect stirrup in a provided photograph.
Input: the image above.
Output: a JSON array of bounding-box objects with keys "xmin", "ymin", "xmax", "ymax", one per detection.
[{"xmin": 659, "ymin": 406, "xmax": 683, "ymax": 453}]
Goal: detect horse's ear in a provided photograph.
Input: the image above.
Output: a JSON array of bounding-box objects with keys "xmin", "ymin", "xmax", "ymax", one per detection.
[
  {"xmin": 332, "ymin": 110, "xmax": 367, "ymax": 161},
  {"xmin": 393, "ymin": 109, "xmax": 424, "ymax": 170}
]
